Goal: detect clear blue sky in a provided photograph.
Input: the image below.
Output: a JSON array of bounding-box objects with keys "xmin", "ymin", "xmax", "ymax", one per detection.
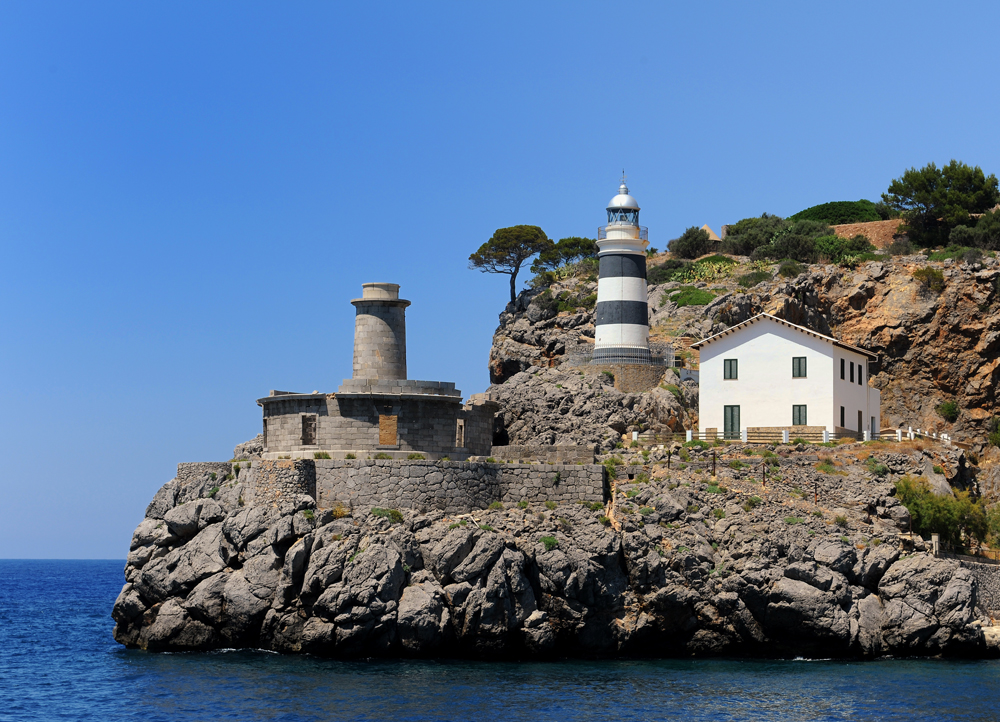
[{"xmin": 2, "ymin": 1, "xmax": 998, "ymax": 558}]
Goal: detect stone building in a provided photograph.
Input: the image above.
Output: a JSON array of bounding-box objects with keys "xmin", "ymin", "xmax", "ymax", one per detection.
[{"xmin": 258, "ymin": 282, "xmax": 497, "ymax": 459}]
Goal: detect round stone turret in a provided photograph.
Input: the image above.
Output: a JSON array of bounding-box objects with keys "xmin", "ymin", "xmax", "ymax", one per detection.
[{"xmin": 351, "ymin": 283, "xmax": 411, "ymax": 380}]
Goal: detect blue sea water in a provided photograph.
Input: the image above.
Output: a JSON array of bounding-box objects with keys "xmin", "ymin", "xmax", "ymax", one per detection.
[{"xmin": 2, "ymin": 560, "xmax": 999, "ymax": 722}]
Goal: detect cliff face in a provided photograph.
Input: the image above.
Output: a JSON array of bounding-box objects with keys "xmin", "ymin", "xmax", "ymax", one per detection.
[{"xmin": 113, "ymin": 440, "xmax": 993, "ymax": 659}]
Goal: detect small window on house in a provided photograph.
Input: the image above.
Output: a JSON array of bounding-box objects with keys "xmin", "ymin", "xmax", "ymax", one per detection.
[
  {"xmin": 792, "ymin": 357, "xmax": 807, "ymax": 378},
  {"xmin": 858, "ymin": 364, "xmax": 863, "ymax": 385},
  {"xmin": 850, "ymin": 361, "xmax": 855, "ymax": 383},
  {"xmin": 792, "ymin": 405, "xmax": 807, "ymax": 426},
  {"xmin": 840, "ymin": 358, "xmax": 845, "ymax": 380},
  {"xmin": 840, "ymin": 406, "xmax": 845, "ymax": 428},
  {"xmin": 724, "ymin": 359, "xmax": 738, "ymax": 379},
  {"xmin": 301, "ymin": 414, "xmax": 317, "ymax": 445}
]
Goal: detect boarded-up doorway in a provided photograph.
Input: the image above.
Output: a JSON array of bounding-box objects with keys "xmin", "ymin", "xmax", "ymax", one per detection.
[{"xmin": 379, "ymin": 414, "xmax": 398, "ymax": 446}]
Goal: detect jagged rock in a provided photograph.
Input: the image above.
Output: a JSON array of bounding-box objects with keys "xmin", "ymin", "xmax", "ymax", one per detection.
[
  {"xmin": 233, "ymin": 434, "xmax": 264, "ymax": 460},
  {"xmin": 397, "ymin": 573, "xmax": 451, "ymax": 653}
]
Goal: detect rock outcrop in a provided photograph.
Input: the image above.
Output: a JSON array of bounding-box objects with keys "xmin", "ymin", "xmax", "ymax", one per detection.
[{"xmin": 114, "ymin": 439, "xmax": 995, "ymax": 659}]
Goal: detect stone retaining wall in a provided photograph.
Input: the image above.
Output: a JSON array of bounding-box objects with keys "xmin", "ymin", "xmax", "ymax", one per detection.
[
  {"xmin": 245, "ymin": 459, "xmax": 317, "ymax": 506},
  {"xmin": 491, "ymin": 444, "xmax": 596, "ymax": 464},
  {"xmin": 314, "ymin": 459, "xmax": 607, "ymax": 514},
  {"xmin": 177, "ymin": 462, "xmax": 234, "ymax": 486},
  {"xmin": 950, "ymin": 556, "xmax": 1000, "ymax": 615},
  {"xmin": 584, "ymin": 363, "xmax": 666, "ymax": 393}
]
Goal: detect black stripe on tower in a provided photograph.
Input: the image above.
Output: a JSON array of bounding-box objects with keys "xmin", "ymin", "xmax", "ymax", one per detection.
[
  {"xmin": 595, "ymin": 300, "xmax": 648, "ymax": 326},
  {"xmin": 598, "ymin": 253, "xmax": 647, "ymax": 280}
]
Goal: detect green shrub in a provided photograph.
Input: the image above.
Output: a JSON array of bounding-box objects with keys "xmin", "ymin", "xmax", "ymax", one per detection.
[
  {"xmin": 668, "ymin": 286, "xmax": 715, "ymax": 307},
  {"xmin": 448, "ymin": 520, "xmax": 469, "ymax": 529},
  {"xmin": 639, "ymin": 506, "xmax": 654, "ymax": 515},
  {"xmin": 544, "ymin": 500, "xmax": 557, "ymax": 511},
  {"xmin": 867, "ymin": 458, "xmax": 889, "ymax": 476},
  {"xmin": 887, "ymin": 237, "xmax": 914, "ymax": 255},
  {"xmin": 712, "ymin": 508, "xmax": 725, "ymax": 519},
  {"xmin": 302, "ymin": 509, "xmax": 314, "ymax": 520},
  {"xmin": 789, "ymin": 199, "xmax": 883, "ymax": 225},
  {"xmin": 933, "ymin": 465, "xmax": 945, "ymax": 475},
  {"xmin": 661, "ymin": 383, "xmax": 683, "ymax": 400},
  {"xmin": 602, "ymin": 371, "xmax": 615, "ymax": 384},
  {"xmin": 625, "ymin": 489, "xmax": 639, "ymax": 498},
  {"xmin": 486, "ymin": 457, "xmax": 498, "ymax": 463},
  {"xmin": 777, "ymin": 259, "xmax": 804, "ymax": 278},
  {"xmin": 729, "ymin": 460, "xmax": 745, "ymax": 470},
  {"xmin": 207, "ymin": 485, "xmax": 220, "ymax": 498},
  {"xmin": 209, "ymin": 472, "xmax": 217, "ymax": 482},
  {"xmin": 913, "ymin": 266, "xmax": 945, "ymax": 292},
  {"xmin": 331, "ymin": 503, "xmax": 350, "ymax": 519},
  {"xmin": 816, "ymin": 458, "xmax": 837, "ymax": 474},
  {"xmin": 895, "ymin": 475, "xmax": 988, "ymax": 546},
  {"xmin": 791, "ymin": 437, "xmax": 809, "ymax": 445},
  {"xmin": 371, "ymin": 507, "xmax": 404, "ymax": 524},
  {"xmin": 835, "ymin": 515, "xmax": 848, "ymax": 527},
  {"xmin": 721, "ymin": 213, "xmax": 788, "ymax": 256},
  {"xmin": 518, "ymin": 500, "xmax": 529, "ymax": 509},
  {"xmin": 488, "ymin": 501, "xmax": 504, "ymax": 511},
  {"xmin": 785, "ymin": 516, "xmax": 803, "ymax": 525},
  {"xmin": 647, "ymin": 258, "xmax": 692, "ymax": 284},
  {"xmin": 599, "ymin": 515, "xmax": 611, "ymax": 526},
  {"xmin": 815, "ymin": 234, "xmax": 874, "ymax": 263},
  {"xmin": 479, "ymin": 524, "xmax": 495, "ymax": 532},
  {"xmin": 682, "ymin": 439, "xmax": 710, "ymax": 449},
  {"xmin": 707, "ymin": 485, "xmax": 727, "ymax": 494},
  {"xmin": 812, "ymin": 510, "xmax": 823, "ymax": 518},
  {"xmin": 407, "ymin": 453, "xmax": 425, "ymax": 460},
  {"xmin": 588, "ymin": 501, "xmax": 604, "ymax": 511},
  {"xmin": 668, "ymin": 226, "xmax": 713, "ymax": 259},
  {"xmin": 313, "ymin": 451, "xmax": 331, "ymax": 459},
  {"xmin": 737, "ymin": 270, "xmax": 772, "ymax": 288},
  {"xmin": 936, "ymin": 400, "xmax": 959, "ymax": 423},
  {"xmin": 540, "ymin": 535, "xmax": 559, "ymax": 552},
  {"xmin": 345, "ymin": 453, "xmax": 357, "ymax": 460},
  {"xmin": 988, "ymin": 417, "xmax": 1000, "ymax": 448},
  {"xmin": 374, "ymin": 452, "xmax": 393, "ymax": 460},
  {"xmin": 743, "ymin": 496, "xmax": 763, "ymax": 512}
]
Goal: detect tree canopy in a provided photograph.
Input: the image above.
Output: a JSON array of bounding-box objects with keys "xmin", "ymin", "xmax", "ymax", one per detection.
[
  {"xmin": 788, "ymin": 199, "xmax": 885, "ymax": 225},
  {"xmin": 529, "ymin": 236, "xmax": 598, "ymax": 274},
  {"xmin": 882, "ymin": 160, "xmax": 1000, "ymax": 246},
  {"xmin": 469, "ymin": 225, "xmax": 552, "ymax": 302}
]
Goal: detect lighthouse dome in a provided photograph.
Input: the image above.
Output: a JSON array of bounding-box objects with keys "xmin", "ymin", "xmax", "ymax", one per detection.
[{"xmin": 607, "ymin": 182, "xmax": 639, "ymax": 211}]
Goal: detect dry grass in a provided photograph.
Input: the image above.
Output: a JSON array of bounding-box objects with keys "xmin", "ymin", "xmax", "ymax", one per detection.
[{"xmin": 832, "ymin": 219, "xmax": 903, "ymax": 249}]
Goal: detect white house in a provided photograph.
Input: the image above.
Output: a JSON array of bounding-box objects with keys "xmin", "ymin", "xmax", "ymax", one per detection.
[{"xmin": 691, "ymin": 313, "xmax": 881, "ymax": 440}]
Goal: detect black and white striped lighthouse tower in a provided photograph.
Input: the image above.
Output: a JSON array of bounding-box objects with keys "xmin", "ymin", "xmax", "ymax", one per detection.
[{"xmin": 594, "ymin": 174, "xmax": 651, "ymax": 362}]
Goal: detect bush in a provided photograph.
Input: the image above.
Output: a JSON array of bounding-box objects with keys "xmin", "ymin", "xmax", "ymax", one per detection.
[
  {"xmin": 647, "ymin": 258, "xmax": 691, "ymax": 284},
  {"xmin": 988, "ymin": 417, "xmax": 1000, "ymax": 448},
  {"xmin": 374, "ymin": 452, "xmax": 393, "ymax": 460},
  {"xmin": 345, "ymin": 453, "xmax": 357, "ymax": 460},
  {"xmin": 895, "ymin": 475, "xmax": 988, "ymax": 546},
  {"xmin": 488, "ymin": 501, "xmax": 504, "ymax": 511},
  {"xmin": 737, "ymin": 270, "xmax": 773, "ymax": 288},
  {"xmin": 728, "ymin": 460, "xmax": 745, "ymax": 470},
  {"xmin": 867, "ymin": 458, "xmax": 889, "ymax": 477},
  {"xmin": 887, "ymin": 236, "xmax": 914, "ymax": 255},
  {"xmin": 785, "ymin": 516, "xmax": 803, "ymax": 525},
  {"xmin": 668, "ymin": 286, "xmax": 715, "ymax": 307},
  {"xmin": 599, "ymin": 515, "xmax": 611, "ymax": 526},
  {"xmin": 207, "ymin": 485, "xmax": 220, "ymax": 498},
  {"xmin": 777, "ymin": 259, "xmax": 804, "ymax": 278},
  {"xmin": 313, "ymin": 451, "xmax": 331, "ymax": 459},
  {"xmin": 302, "ymin": 508, "xmax": 315, "ymax": 520},
  {"xmin": 815, "ymin": 234, "xmax": 874, "ymax": 263},
  {"xmin": 407, "ymin": 453, "xmax": 425, "ymax": 460},
  {"xmin": 913, "ymin": 266, "xmax": 945, "ymax": 292},
  {"xmin": 948, "ymin": 209, "xmax": 1000, "ymax": 251},
  {"xmin": 834, "ymin": 514, "xmax": 848, "ymax": 527},
  {"xmin": 544, "ymin": 500, "xmax": 557, "ymax": 511},
  {"xmin": 933, "ymin": 465, "xmax": 945, "ymax": 475},
  {"xmin": 669, "ymin": 227, "xmax": 713, "ymax": 259},
  {"xmin": 721, "ymin": 214, "xmax": 788, "ymax": 256},
  {"xmin": 640, "ymin": 507, "xmax": 654, "ymax": 515},
  {"xmin": 789, "ymin": 199, "xmax": 883, "ymax": 225},
  {"xmin": 937, "ymin": 400, "xmax": 959, "ymax": 423},
  {"xmin": 712, "ymin": 508, "xmax": 726, "ymax": 519},
  {"xmin": 371, "ymin": 507, "xmax": 404, "ymax": 524},
  {"xmin": 331, "ymin": 503, "xmax": 350, "ymax": 519},
  {"xmin": 743, "ymin": 496, "xmax": 763, "ymax": 512},
  {"xmin": 518, "ymin": 500, "xmax": 529, "ymax": 509},
  {"xmin": 540, "ymin": 535, "xmax": 559, "ymax": 551}
]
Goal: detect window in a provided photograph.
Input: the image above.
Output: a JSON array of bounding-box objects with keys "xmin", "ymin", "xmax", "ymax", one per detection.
[
  {"xmin": 724, "ymin": 359, "xmax": 738, "ymax": 380},
  {"xmin": 841, "ymin": 358, "xmax": 845, "ymax": 379},
  {"xmin": 793, "ymin": 405, "xmax": 807, "ymax": 425},
  {"xmin": 872, "ymin": 416, "xmax": 877, "ymax": 437},
  {"xmin": 858, "ymin": 364, "xmax": 863, "ymax": 385},
  {"xmin": 301, "ymin": 414, "xmax": 317, "ymax": 445},
  {"xmin": 840, "ymin": 406, "xmax": 845, "ymax": 428},
  {"xmin": 455, "ymin": 419, "xmax": 466, "ymax": 448},
  {"xmin": 724, "ymin": 405, "xmax": 740, "ymax": 439},
  {"xmin": 792, "ymin": 356, "xmax": 807, "ymax": 378},
  {"xmin": 262, "ymin": 419, "xmax": 268, "ymax": 448},
  {"xmin": 850, "ymin": 361, "xmax": 855, "ymax": 383}
]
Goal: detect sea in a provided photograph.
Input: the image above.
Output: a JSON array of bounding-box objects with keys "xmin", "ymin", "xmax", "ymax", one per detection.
[{"xmin": 1, "ymin": 559, "xmax": 999, "ymax": 722}]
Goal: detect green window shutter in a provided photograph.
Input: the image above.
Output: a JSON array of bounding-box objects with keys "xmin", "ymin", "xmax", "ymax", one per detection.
[
  {"xmin": 792, "ymin": 357, "xmax": 807, "ymax": 378},
  {"xmin": 724, "ymin": 359, "xmax": 738, "ymax": 379},
  {"xmin": 793, "ymin": 405, "xmax": 807, "ymax": 425}
]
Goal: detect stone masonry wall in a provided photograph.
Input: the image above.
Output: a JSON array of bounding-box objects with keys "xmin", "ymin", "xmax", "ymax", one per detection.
[
  {"xmin": 460, "ymin": 398, "xmax": 498, "ymax": 456},
  {"xmin": 314, "ymin": 459, "xmax": 607, "ymax": 514},
  {"xmin": 491, "ymin": 444, "xmax": 596, "ymax": 464},
  {"xmin": 584, "ymin": 363, "xmax": 666, "ymax": 393},
  {"xmin": 177, "ymin": 462, "xmax": 234, "ymax": 486},
  {"xmin": 245, "ymin": 459, "xmax": 317, "ymax": 506},
  {"xmin": 955, "ymin": 558, "xmax": 1000, "ymax": 616}
]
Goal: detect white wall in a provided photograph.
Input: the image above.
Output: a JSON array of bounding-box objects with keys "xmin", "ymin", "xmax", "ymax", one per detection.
[
  {"xmin": 833, "ymin": 350, "xmax": 881, "ymax": 434},
  {"xmin": 698, "ymin": 317, "xmax": 834, "ymax": 432}
]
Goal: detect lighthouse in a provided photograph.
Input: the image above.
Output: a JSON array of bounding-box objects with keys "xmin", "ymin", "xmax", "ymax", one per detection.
[{"xmin": 594, "ymin": 175, "xmax": 651, "ymax": 362}]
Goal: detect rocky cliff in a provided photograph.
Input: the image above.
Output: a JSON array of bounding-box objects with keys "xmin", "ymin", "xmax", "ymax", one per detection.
[{"xmin": 113, "ymin": 439, "xmax": 995, "ymax": 658}]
